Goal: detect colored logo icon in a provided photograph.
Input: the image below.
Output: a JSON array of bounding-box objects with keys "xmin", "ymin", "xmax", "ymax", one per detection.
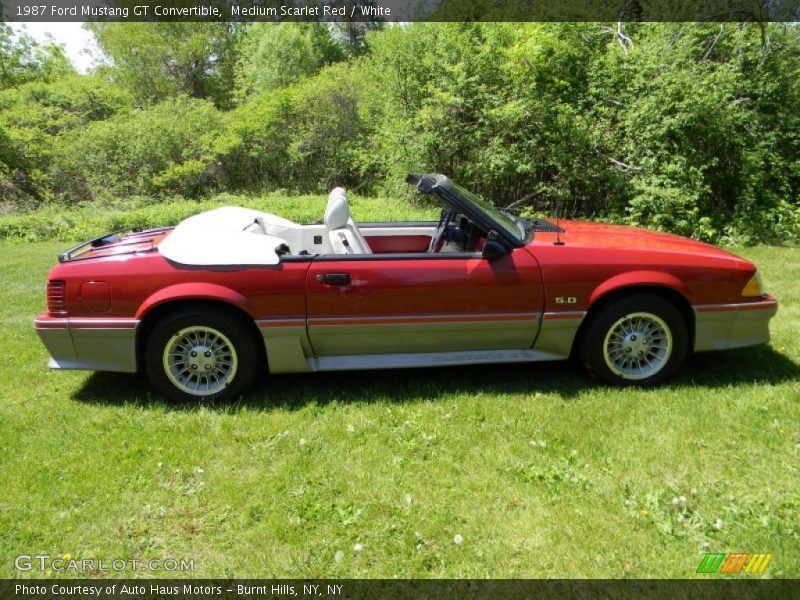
[{"xmin": 697, "ymin": 553, "xmax": 772, "ymax": 574}]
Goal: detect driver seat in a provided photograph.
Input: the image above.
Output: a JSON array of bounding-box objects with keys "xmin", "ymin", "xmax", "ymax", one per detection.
[{"xmin": 324, "ymin": 188, "xmax": 372, "ymax": 255}]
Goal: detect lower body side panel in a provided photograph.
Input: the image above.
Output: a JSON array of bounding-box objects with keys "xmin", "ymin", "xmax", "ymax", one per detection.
[
  {"xmin": 260, "ymin": 312, "xmax": 586, "ymax": 374},
  {"xmin": 36, "ymin": 316, "xmax": 139, "ymax": 373},
  {"xmin": 693, "ymin": 298, "xmax": 778, "ymax": 352}
]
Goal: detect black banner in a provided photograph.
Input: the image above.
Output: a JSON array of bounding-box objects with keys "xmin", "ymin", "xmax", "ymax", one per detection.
[
  {"xmin": 3, "ymin": 579, "xmax": 800, "ymax": 600},
  {"xmin": 2, "ymin": 0, "xmax": 800, "ymax": 23}
]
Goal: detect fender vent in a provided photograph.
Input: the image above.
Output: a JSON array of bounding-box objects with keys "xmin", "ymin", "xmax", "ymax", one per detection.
[{"xmin": 522, "ymin": 218, "xmax": 565, "ymax": 233}]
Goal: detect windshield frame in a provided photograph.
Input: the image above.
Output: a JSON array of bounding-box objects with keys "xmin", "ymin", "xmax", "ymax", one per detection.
[
  {"xmin": 447, "ymin": 181, "xmax": 526, "ymax": 243},
  {"xmin": 413, "ymin": 174, "xmax": 527, "ymax": 248}
]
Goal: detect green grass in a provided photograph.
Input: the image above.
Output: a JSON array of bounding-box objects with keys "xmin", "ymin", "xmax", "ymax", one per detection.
[
  {"xmin": 0, "ymin": 242, "xmax": 798, "ymax": 579},
  {"xmin": 0, "ymin": 193, "xmax": 439, "ymax": 243}
]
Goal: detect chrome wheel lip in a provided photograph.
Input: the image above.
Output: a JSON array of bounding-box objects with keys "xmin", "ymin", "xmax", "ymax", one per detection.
[
  {"xmin": 163, "ymin": 326, "xmax": 238, "ymax": 397},
  {"xmin": 602, "ymin": 312, "xmax": 673, "ymax": 381}
]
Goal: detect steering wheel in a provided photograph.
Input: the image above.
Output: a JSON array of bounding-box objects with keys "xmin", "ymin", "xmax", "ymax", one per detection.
[{"xmin": 428, "ymin": 207, "xmax": 456, "ymax": 253}]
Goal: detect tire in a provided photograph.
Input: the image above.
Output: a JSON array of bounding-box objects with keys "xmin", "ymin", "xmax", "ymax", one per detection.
[
  {"xmin": 579, "ymin": 293, "xmax": 688, "ymax": 386},
  {"xmin": 144, "ymin": 308, "xmax": 261, "ymax": 402}
]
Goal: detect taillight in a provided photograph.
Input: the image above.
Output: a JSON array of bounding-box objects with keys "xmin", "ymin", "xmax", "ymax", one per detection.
[{"xmin": 47, "ymin": 280, "xmax": 68, "ymax": 316}]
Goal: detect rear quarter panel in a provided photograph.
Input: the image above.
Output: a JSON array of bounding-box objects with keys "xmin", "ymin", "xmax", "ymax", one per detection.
[{"xmin": 49, "ymin": 254, "xmax": 310, "ymax": 321}]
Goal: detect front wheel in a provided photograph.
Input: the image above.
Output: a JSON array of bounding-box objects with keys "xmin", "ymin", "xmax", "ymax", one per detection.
[
  {"xmin": 144, "ymin": 309, "xmax": 260, "ymax": 401},
  {"xmin": 579, "ymin": 294, "xmax": 688, "ymax": 386}
]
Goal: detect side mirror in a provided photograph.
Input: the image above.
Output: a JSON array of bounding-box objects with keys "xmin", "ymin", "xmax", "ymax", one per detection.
[{"xmin": 482, "ymin": 230, "xmax": 509, "ymax": 262}]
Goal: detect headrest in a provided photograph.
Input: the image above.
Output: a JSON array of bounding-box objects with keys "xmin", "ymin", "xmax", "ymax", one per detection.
[{"xmin": 324, "ymin": 187, "xmax": 350, "ymax": 230}]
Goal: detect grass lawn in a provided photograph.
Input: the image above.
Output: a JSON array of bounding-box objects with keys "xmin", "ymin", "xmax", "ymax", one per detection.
[
  {"xmin": 0, "ymin": 193, "xmax": 438, "ymax": 243},
  {"xmin": 0, "ymin": 241, "xmax": 798, "ymax": 579}
]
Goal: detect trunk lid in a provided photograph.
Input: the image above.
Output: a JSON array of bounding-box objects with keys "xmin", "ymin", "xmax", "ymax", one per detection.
[{"xmin": 58, "ymin": 228, "xmax": 172, "ymax": 262}]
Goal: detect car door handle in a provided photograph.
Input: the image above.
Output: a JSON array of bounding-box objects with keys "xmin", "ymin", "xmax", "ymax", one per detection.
[{"xmin": 320, "ymin": 273, "xmax": 351, "ymax": 286}]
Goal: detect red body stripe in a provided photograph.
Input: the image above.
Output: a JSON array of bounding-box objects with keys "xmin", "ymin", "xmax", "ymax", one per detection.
[
  {"xmin": 738, "ymin": 301, "xmax": 778, "ymax": 311},
  {"xmin": 35, "ymin": 318, "xmax": 138, "ymax": 330},
  {"xmin": 696, "ymin": 306, "xmax": 738, "ymax": 313},
  {"xmin": 257, "ymin": 319, "xmax": 305, "ymax": 328},
  {"xmin": 309, "ymin": 314, "xmax": 538, "ymax": 327},
  {"xmin": 69, "ymin": 323, "xmax": 137, "ymax": 329},
  {"xmin": 543, "ymin": 312, "xmax": 585, "ymax": 320},
  {"xmin": 696, "ymin": 298, "xmax": 778, "ymax": 313},
  {"xmin": 34, "ymin": 321, "xmax": 68, "ymax": 330}
]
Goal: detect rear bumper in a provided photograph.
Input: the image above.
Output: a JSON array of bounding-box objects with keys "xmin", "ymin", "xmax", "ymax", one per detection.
[
  {"xmin": 693, "ymin": 296, "xmax": 778, "ymax": 352},
  {"xmin": 34, "ymin": 315, "xmax": 139, "ymax": 373}
]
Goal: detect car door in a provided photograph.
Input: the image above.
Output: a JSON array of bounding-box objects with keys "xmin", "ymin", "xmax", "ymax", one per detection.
[{"xmin": 305, "ymin": 249, "xmax": 545, "ymax": 359}]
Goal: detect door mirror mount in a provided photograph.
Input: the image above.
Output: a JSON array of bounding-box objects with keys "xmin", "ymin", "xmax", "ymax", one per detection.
[{"xmin": 481, "ymin": 230, "xmax": 509, "ymax": 262}]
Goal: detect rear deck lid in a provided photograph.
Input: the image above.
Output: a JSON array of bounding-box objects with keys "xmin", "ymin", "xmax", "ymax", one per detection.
[{"xmin": 58, "ymin": 228, "xmax": 172, "ymax": 262}]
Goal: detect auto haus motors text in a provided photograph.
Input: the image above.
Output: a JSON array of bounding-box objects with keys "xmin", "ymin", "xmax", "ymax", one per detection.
[
  {"xmin": 16, "ymin": 584, "xmax": 221, "ymax": 597},
  {"xmin": 16, "ymin": 584, "xmax": 344, "ymax": 597}
]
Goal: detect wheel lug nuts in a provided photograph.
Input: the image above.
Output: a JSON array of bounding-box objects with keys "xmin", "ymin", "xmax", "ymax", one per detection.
[
  {"xmin": 204, "ymin": 350, "xmax": 212, "ymax": 357},
  {"xmin": 630, "ymin": 335, "xmax": 637, "ymax": 341},
  {"xmin": 191, "ymin": 364, "xmax": 197, "ymax": 370},
  {"xmin": 191, "ymin": 351, "xmax": 197, "ymax": 357}
]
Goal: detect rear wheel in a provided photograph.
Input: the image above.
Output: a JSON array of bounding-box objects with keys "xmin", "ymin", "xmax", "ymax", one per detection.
[
  {"xmin": 145, "ymin": 309, "xmax": 260, "ymax": 401},
  {"xmin": 579, "ymin": 294, "xmax": 688, "ymax": 386}
]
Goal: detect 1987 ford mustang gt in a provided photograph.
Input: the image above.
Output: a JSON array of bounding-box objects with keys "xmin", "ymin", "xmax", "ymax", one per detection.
[{"xmin": 36, "ymin": 174, "xmax": 777, "ymax": 401}]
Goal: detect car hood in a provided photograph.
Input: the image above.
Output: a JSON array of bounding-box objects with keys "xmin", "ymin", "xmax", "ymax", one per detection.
[{"xmin": 533, "ymin": 219, "xmax": 743, "ymax": 261}]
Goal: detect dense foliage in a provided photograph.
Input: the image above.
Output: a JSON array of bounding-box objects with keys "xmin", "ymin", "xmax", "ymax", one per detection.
[{"xmin": 1, "ymin": 22, "xmax": 798, "ymax": 243}]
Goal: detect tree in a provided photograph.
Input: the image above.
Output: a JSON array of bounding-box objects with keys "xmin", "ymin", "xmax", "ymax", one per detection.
[
  {"xmin": 234, "ymin": 23, "xmax": 343, "ymax": 98},
  {"xmin": 0, "ymin": 24, "xmax": 71, "ymax": 90},
  {"xmin": 0, "ymin": 73, "xmax": 132, "ymax": 204},
  {"xmin": 0, "ymin": 25, "xmax": 74, "ymax": 204},
  {"xmin": 56, "ymin": 95, "xmax": 222, "ymax": 199},
  {"xmin": 87, "ymin": 23, "xmax": 241, "ymax": 107}
]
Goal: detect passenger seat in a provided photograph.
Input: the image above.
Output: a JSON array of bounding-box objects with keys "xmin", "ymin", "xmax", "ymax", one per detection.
[{"xmin": 324, "ymin": 188, "xmax": 372, "ymax": 254}]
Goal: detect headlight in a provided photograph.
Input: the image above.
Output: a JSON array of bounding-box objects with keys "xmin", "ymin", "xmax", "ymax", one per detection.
[{"xmin": 741, "ymin": 270, "xmax": 764, "ymax": 297}]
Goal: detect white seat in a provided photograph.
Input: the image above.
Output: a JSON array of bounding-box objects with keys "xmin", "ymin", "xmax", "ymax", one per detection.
[
  {"xmin": 252, "ymin": 214, "xmax": 304, "ymax": 253},
  {"xmin": 324, "ymin": 188, "xmax": 371, "ymax": 255}
]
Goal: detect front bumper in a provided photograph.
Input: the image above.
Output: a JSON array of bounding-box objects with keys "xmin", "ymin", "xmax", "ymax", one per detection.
[
  {"xmin": 35, "ymin": 314, "xmax": 139, "ymax": 373},
  {"xmin": 693, "ymin": 296, "xmax": 778, "ymax": 352}
]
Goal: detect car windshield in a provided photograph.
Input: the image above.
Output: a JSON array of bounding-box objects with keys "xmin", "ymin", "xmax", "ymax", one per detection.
[{"xmin": 450, "ymin": 182, "xmax": 525, "ymax": 242}]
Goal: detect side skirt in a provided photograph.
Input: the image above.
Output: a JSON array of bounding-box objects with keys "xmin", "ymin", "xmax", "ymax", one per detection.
[
  {"xmin": 312, "ymin": 349, "xmax": 566, "ymax": 372},
  {"xmin": 259, "ymin": 310, "xmax": 587, "ymax": 374},
  {"xmin": 257, "ymin": 320, "xmax": 315, "ymax": 373}
]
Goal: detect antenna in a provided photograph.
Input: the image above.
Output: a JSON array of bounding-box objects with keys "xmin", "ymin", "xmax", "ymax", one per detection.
[{"xmin": 553, "ymin": 195, "xmax": 565, "ymax": 246}]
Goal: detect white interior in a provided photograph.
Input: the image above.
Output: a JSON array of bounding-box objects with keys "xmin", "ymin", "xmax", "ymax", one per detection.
[
  {"xmin": 158, "ymin": 207, "xmax": 287, "ymax": 266},
  {"xmin": 324, "ymin": 187, "xmax": 372, "ymax": 254},
  {"xmin": 158, "ymin": 188, "xmax": 437, "ymax": 266}
]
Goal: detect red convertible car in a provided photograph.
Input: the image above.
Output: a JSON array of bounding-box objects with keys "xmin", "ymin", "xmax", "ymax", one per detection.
[{"xmin": 36, "ymin": 174, "xmax": 777, "ymax": 401}]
